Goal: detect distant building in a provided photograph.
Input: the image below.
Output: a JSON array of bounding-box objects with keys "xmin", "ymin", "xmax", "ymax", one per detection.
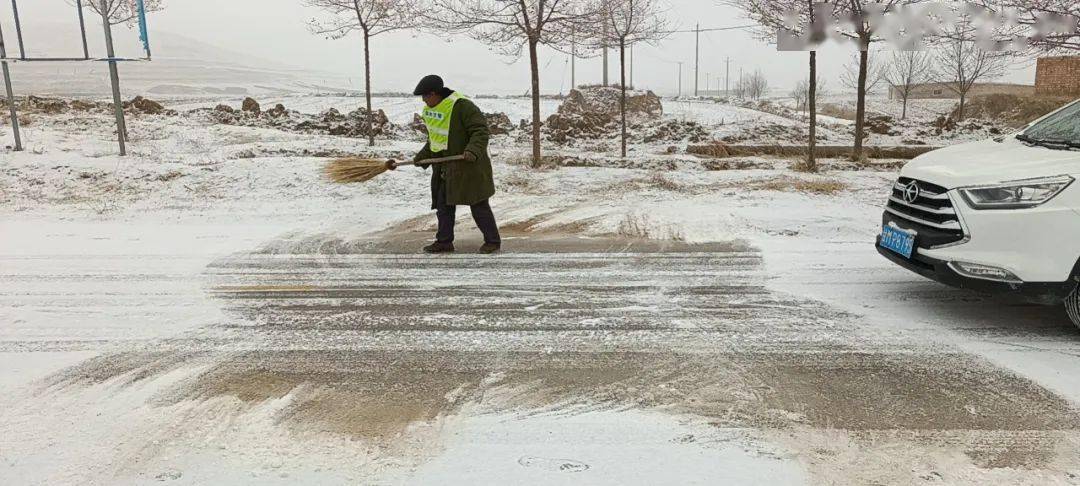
[
  {"xmin": 888, "ymin": 82, "xmax": 1035, "ymax": 100},
  {"xmin": 1035, "ymin": 56, "xmax": 1080, "ymax": 97}
]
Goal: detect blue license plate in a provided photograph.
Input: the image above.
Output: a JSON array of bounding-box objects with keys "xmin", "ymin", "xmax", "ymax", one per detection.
[{"xmin": 880, "ymin": 225, "xmax": 916, "ymax": 258}]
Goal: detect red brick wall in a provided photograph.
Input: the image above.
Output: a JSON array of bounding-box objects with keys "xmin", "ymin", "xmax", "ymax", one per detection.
[{"xmin": 1036, "ymin": 57, "xmax": 1080, "ymax": 96}]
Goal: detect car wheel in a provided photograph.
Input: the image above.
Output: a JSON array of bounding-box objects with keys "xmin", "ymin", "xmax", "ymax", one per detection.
[{"xmin": 1067, "ymin": 284, "xmax": 1080, "ymax": 330}]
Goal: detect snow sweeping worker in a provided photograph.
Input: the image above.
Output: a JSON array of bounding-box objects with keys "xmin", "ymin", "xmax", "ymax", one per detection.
[{"xmin": 391, "ymin": 74, "xmax": 501, "ymax": 254}]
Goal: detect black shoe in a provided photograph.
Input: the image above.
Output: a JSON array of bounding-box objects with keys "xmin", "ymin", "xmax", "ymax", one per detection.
[
  {"xmin": 423, "ymin": 242, "xmax": 455, "ymax": 253},
  {"xmin": 478, "ymin": 242, "xmax": 501, "ymax": 254}
]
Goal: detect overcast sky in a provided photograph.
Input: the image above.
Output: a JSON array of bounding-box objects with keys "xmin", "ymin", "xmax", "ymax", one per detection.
[{"xmin": 9, "ymin": 0, "xmax": 1036, "ymax": 96}]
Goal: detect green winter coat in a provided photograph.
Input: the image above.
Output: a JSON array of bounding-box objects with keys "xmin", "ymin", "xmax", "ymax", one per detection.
[{"xmin": 413, "ymin": 97, "xmax": 495, "ymax": 208}]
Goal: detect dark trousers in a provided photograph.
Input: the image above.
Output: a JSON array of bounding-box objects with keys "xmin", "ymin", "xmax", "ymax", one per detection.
[{"xmin": 435, "ymin": 183, "xmax": 501, "ymax": 245}]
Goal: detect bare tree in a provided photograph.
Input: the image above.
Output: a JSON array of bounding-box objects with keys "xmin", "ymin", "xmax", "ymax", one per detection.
[
  {"xmin": 68, "ymin": 0, "xmax": 165, "ymax": 26},
  {"xmin": 598, "ymin": 0, "xmax": 669, "ymax": 158},
  {"xmin": 790, "ymin": 79, "xmax": 809, "ymax": 111},
  {"xmin": 792, "ymin": 74, "xmax": 827, "ymax": 112},
  {"xmin": 305, "ymin": 0, "xmax": 413, "ymax": 147},
  {"xmin": 841, "ymin": 51, "xmax": 886, "ymax": 94},
  {"xmin": 721, "ymin": 0, "xmax": 838, "ymax": 171},
  {"xmin": 884, "ymin": 50, "xmax": 933, "ymax": 119},
  {"xmin": 744, "ymin": 69, "xmax": 769, "ymax": 99},
  {"xmin": 935, "ymin": 34, "xmax": 1009, "ymax": 121},
  {"xmin": 425, "ymin": 0, "xmax": 595, "ymax": 167},
  {"xmin": 833, "ymin": 0, "xmax": 913, "ymax": 162}
]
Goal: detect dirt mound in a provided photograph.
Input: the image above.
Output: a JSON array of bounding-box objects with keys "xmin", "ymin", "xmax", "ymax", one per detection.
[
  {"xmin": 954, "ymin": 94, "xmax": 1073, "ymax": 128},
  {"xmin": 866, "ymin": 115, "xmax": 897, "ymax": 135},
  {"xmin": 642, "ymin": 120, "xmax": 709, "ymax": 143},
  {"xmin": 557, "ymin": 85, "xmax": 663, "ymax": 119},
  {"xmin": 544, "ymin": 86, "xmax": 664, "ymax": 143},
  {"xmin": 200, "ymin": 100, "xmax": 399, "ymax": 139},
  {"xmin": 7, "ymin": 95, "xmax": 172, "ymax": 116},
  {"xmin": 25, "ymin": 95, "xmax": 69, "ymax": 114},
  {"xmin": 544, "ymin": 111, "xmax": 618, "ymax": 143},
  {"xmin": 123, "ymin": 96, "xmax": 165, "ymax": 115},
  {"xmin": 484, "ymin": 112, "xmax": 515, "ymax": 135},
  {"xmin": 241, "ymin": 97, "xmax": 261, "ymax": 115}
]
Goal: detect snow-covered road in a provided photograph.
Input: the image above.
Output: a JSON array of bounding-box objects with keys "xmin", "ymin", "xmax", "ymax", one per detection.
[
  {"xmin": 4, "ymin": 221, "xmax": 1080, "ymax": 484},
  {"xmin": 3, "ymin": 105, "xmax": 1080, "ymax": 484}
]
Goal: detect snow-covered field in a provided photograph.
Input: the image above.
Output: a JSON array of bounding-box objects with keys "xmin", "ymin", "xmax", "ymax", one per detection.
[{"xmin": 3, "ymin": 94, "xmax": 1080, "ymax": 485}]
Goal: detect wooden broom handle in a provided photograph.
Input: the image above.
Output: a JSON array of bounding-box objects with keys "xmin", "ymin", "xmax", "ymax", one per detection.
[{"xmin": 394, "ymin": 154, "xmax": 466, "ymax": 167}]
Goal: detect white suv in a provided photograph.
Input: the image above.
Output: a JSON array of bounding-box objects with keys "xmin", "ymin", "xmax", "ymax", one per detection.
[{"xmin": 878, "ymin": 99, "xmax": 1080, "ymax": 328}]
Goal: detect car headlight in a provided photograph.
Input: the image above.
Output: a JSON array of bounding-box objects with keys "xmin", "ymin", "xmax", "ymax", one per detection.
[{"xmin": 959, "ymin": 175, "xmax": 1074, "ymax": 210}]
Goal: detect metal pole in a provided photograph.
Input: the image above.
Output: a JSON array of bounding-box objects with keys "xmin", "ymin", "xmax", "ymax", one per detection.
[
  {"xmin": 0, "ymin": 21, "xmax": 22, "ymax": 151},
  {"xmin": 694, "ymin": 24, "xmax": 700, "ymax": 96},
  {"xmin": 100, "ymin": 1, "xmax": 127, "ymax": 156},
  {"xmin": 76, "ymin": 0, "xmax": 90, "ymax": 59},
  {"xmin": 11, "ymin": 0, "xmax": 25, "ymax": 59}
]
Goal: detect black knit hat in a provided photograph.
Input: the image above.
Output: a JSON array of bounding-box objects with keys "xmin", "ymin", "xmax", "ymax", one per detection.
[{"xmin": 413, "ymin": 75, "xmax": 444, "ymax": 96}]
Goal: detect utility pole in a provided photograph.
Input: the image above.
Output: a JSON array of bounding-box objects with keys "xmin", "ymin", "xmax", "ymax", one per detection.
[
  {"xmin": 570, "ymin": 25, "xmax": 576, "ymax": 90},
  {"xmin": 693, "ymin": 23, "xmax": 700, "ymax": 96},
  {"xmin": 602, "ymin": 2, "xmax": 609, "ymax": 86},
  {"xmin": 677, "ymin": 62, "xmax": 683, "ymax": 97},
  {"xmin": 739, "ymin": 67, "xmax": 744, "ymax": 98},
  {"xmin": 724, "ymin": 57, "xmax": 731, "ymax": 97}
]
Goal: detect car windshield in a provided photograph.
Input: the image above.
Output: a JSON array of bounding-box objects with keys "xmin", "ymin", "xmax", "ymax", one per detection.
[{"xmin": 1022, "ymin": 101, "xmax": 1080, "ymax": 145}]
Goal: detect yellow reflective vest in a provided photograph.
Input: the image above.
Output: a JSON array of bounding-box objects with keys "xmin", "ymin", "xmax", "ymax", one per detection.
[{"xmin": 422, "ymin": 92, "xmax": 465, "ymax": 152}]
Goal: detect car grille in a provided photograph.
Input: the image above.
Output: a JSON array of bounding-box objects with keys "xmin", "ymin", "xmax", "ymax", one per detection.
[{"xmin": 885, "ymin": 177, "xmax": 966, "ymax": 246}]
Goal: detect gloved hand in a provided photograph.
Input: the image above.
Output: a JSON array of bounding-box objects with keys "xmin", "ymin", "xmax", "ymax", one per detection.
[
  {"xmin": 386, "ymin": 159, "xmax": 398, "ymax": 170},
  {"xmin": 462, "ymin": 151, "xmax": 477, "ymax": 162}
]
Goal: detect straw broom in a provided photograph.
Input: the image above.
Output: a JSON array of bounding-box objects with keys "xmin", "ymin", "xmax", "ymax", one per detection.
[{"xmin": 324, "ymin": 154, "xmax": 466, "ymax": 184}]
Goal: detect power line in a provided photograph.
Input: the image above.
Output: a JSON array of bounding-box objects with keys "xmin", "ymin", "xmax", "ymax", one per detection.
[{"xmin": 661, "ymin": 24, "xmax": 757, "ymax": 35}]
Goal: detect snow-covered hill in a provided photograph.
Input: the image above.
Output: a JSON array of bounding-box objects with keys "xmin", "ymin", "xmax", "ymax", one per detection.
[{"xmin": 5, "ymin": 22, "xmax": 352, "ymax": 97}]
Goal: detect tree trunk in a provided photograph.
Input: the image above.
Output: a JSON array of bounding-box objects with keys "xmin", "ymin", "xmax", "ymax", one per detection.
[
  {"xmin": 901, "ymin": 95, "xmax": 908, "ymax": 120},
  {"xmin": 958, "ymin": 94, "xmax": 966, "ymax": 121},
  {"xmin": 807, "ymin": 50, "xmax": 817, "ymax": 172},
  {"xmin": 363, "ymin": 31, "xmax": 374, "ymax": 147},
  {"xmin": 853, "ymin": 45, "xmax": 868, "ymax": 162},
  {"xmin": 528, "ymin": 39, "xmax": 542, "ymax": 167},
  {"xmin": 619, "ymin": 40, "xmax": 627, "ymax": 159}
]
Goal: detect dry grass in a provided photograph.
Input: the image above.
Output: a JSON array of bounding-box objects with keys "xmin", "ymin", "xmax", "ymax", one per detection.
[
  {"xmin": 790, "ymin": 159, "xmax": 819, "ymax": 173},
  {"xmin": 155, "ymin": 170, "xmax": 185, "ymax": 182},
  {"xmin": 500, "ymin": 170, "xmax": 542, "ymax": 194},
  {"xmin": 616, "ymin": 213, "xmax": 685, "ymax": 241},
  {"xmin": 324, "ymin": 157, "xmax": 390, "ymax": 183},
  {"xmin": 959, "ymin": 93, "xmax": 1074, "ymax": 128},
  {"xmin": 686, "ymin": 141, "xmax": 731, "ymax": 158},
  {"xmin": 644, "ymin": 172, "xmax": 684, "ymax": 191},
  {"xmin": 601, "ymin": 171, "xmax": 688, "ymax": 194},
  {"xmin": 749, "ymin": 175, "xmax": 848, "ymax": 196},
  {"xmin": 818, "ymin": 103, "xmax": 857, "ymax": 120}
]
